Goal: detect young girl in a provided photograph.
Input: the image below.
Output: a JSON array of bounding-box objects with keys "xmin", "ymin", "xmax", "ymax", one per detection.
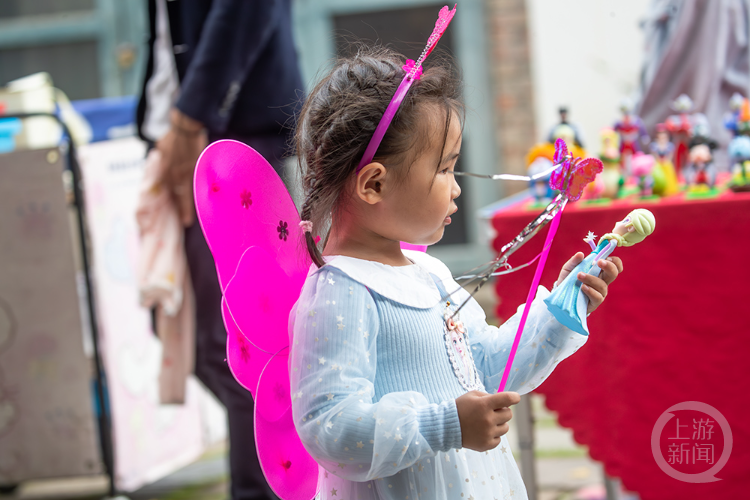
[{"xmin": 288, "ymin": 47, "xmax": 621, "ymax": 500}]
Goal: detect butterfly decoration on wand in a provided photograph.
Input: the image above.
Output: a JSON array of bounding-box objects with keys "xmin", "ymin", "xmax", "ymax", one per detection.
[{"xmin": 450, "ymin": 138, "xmax": 603, "ymax": 309}]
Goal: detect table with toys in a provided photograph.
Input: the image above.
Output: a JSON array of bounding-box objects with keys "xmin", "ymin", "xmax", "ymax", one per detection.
[{"xmin": 487, "ymin": 158, "xmax": 750, "ymax": 498}]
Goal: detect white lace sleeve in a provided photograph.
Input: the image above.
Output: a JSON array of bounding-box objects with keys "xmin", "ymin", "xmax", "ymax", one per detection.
[
  {"xmin": 289, "ymin": 267, "xmax": 462, "ymax": 482},
  {"xmin": 466, "ymin": 287, "xmax": 588, "ymax": 395}
]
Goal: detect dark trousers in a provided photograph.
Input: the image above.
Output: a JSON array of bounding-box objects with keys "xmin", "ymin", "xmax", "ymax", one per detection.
[{"xmin": 186, "ymin": 133, "xmax": 289, "ymax": 500}]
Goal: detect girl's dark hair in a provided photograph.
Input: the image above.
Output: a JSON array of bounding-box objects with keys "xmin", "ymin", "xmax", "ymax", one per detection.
[{"xmin": 296, "ymin": 45, "xmax": 464, "ymax": 267}]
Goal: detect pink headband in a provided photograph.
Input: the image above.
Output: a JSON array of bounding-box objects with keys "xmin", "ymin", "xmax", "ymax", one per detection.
[{"xmin": 355, "ymin": 4, "xmax": 457, "ymax": 174}]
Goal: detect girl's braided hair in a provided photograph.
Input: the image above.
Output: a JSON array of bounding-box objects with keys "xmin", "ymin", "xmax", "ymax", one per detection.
[{"xmin": 296, "ymin": 45, "xmax": 463, "ymax": 267}]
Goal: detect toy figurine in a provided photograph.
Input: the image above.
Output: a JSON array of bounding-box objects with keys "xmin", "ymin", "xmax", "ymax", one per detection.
[
  {"xmin": 665, "ymin": 94, "xmax": 694, "ymax": 174},
  {"xmin": 733, "ymin": 98, "xmax": 750, "ymax": 137},
  {"xmin": 544, "ymin": 209, "xmax": 656, "ymax": 335},
  {"xmin": 724, "ymin": 92, "xmax": 745, "ymax": 137},
  {"xmin": 527, "ymin": 155, "xmax": 556, "ymax": 202},
  {"xmin": 684, "ymin": 137, "xmax": 718, "ymax": 192},
  {"xmin": 728, "ymin": 135, "xmax": 750, "ymax": 192},
  {"xmin": 631, "ymin": 153, "xmax": 656, "ymax": 197},
  {"xmin": 547, "ymin": 106, "xmax": 585, "ymax": 148},
  {"xmin": 598, "ymin": 127, "xmax": 623, "ymax": 198},
  {"xmin": 649, "ymin": 123, "xmax": 679, "ymax": 196},
  {"xmin": 613, "ymin": 99, "xmax": 649, "ymax": 178}
]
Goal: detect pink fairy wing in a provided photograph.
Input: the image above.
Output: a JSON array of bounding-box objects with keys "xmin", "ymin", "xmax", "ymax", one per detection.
[
  {"xmin": 565, "ymin": 157, "xmax": 603, "ymax": 201},
  {"xmin": 194, "ymin": 140, "xmax": 310, "ymax": 292},
  {"xmin": 553, "ymin": 138, "xmax": 569, "ymax": 165},
  {"xmin": 255, "ymin": 356, "xmax": 319, "ymax": 500},
  {"xmin": 223, "ymin": 246, "xmax": 305, "ymax": 354},
  {"xmin": 253, "ymin": 349, "xmax": 292, "ymax": 422},
  {"xmin": 195, "ymin": 140, "xmax": 315, "ymax": 499},
  {"xmin": 223, "ymin": 298, "xmax": 273, "ymax": 398}
]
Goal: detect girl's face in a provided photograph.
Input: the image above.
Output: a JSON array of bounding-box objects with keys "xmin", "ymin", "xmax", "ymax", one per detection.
[{"xmin": 383, "ymin": 109, "xmax": 462, "ymax": 246}]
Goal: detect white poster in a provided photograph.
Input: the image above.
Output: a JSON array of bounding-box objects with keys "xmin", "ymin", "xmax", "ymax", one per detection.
[{"xmin": 77, "ymin": 137, "xmax": 226, "ymax": 492}]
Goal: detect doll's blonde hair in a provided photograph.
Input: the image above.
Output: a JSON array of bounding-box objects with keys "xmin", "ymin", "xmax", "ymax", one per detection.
[{"xmin": 599, "ymin": 208, "xmax": 655, "ymax": 247}]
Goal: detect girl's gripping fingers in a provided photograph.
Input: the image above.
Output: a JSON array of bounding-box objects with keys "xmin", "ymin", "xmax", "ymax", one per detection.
[
  {"xmin": 598, "ymin": 257, "xmax": 623, "ymax": 285},
  {"xmin": 557, "ymin": 252, "xmax": 586, "ymax": 284},
  {"xmin": 579, "ymin": 274, "xmax": 606, "ymax": 313}
]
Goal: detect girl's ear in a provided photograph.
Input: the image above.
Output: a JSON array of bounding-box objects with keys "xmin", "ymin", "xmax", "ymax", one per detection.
[
  {"xmin": 356, "ymin": 162, "xmax": 388, "ymax": 204},
  {"xmin": 626, "ymin": 225, "xmax": 635, "ymax": 233}
]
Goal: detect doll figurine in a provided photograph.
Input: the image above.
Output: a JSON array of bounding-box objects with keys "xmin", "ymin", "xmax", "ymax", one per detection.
[
  {"xmin": 684, "ymin": 137, "xmax": 718, "ymax": 191},
  {"xmin": 598, "ymin": 127, "xmax": 623, "ymax": 198},
  {"xmin": 728, "ymin": 135, "xmax": 750, "ymax": 191},
  {"xmin": 528, "ymin": 156, "xmax": 556, "ymax": 202},
  {"xmin": 544, "ymin": 209, "xmax": 656, "ymax": 335},
  {"xmin": 613, "ymin": 99, "xmax": 649, "ymax": 177},
  {"xmin": 734, "ymin": 98, "xmax": 750, "ymax": 137},
  {"xmin": 665, "ymin": 94, "xmax": 694, "ymax": 174},
  {"xmin": 631, "ymin": 152, "xmax": 656, "ymax": 197},
  {"xmin": 649, "ymin": 123, "xmax": 679, "ymax": 195},
  {"xmin": 547, "ymin": 106, "xmax": 585, "ymax": 148},
  {"xmin": 724, "ymin": 92, "xmax": 745, "ymax": 137}
]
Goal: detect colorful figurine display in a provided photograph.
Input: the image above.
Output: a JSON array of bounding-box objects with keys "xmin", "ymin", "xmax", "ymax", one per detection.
[
  {"xmin": 534, "ymin": 89, "xmax": 750, "ymax": 201},
  {"xmin": 544, "ymin": 209, "xmax": 656, "ymax": 335}
]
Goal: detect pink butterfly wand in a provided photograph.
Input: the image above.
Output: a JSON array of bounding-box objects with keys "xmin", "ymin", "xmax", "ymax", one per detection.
[
  {"xmin": 495, "ymin": 139, "xmax": 601, "ymax": 392},
  {"xmin": 454, "ymin": 138, "xmax": 602, "ymax": 392}
]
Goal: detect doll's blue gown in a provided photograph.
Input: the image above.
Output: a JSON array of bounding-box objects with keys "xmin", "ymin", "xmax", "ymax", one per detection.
[{"xmin": 544, "ymin": 238, "xmax": 617, "ymax": 335}]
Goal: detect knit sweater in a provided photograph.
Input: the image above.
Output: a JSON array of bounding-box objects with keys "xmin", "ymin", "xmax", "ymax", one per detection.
[{"xmin": 289, "ymin": 250, "xmax": 587, "ymax": 500}]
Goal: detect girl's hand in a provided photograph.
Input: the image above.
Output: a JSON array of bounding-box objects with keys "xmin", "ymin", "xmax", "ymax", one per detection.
[
  {"xmin": 556, "ymin": 253, "xmax": 624, "ymax": 314},
  {"xmin": 455, "ymin": 391, "xmax": 520, "ymax": 452}
]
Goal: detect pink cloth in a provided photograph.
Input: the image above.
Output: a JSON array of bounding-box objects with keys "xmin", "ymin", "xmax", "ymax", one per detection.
[{"xmin": 135, "ymin": 149, "xmax": 194, "ymax": 404}]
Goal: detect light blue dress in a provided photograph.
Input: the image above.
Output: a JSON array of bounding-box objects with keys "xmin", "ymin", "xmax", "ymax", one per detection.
[
  {"xmin": 543, "ymin": 238, "xmax": 617, "ymax": 336},
  {"xmin": 289, "ymin": 251, "xmax": 588, "ymax": 500}
]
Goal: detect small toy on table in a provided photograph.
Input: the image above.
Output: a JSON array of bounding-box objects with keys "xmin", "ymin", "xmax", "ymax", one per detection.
[
  {"xmin": 613, "ymin": 99, "xmax": 649, "ymax": 177},
  {"xmin": 527, "ymin": 154, "xmax": 556, "ymax": 203},
  {"xmin": 543, "ymin": 209, "xmax": 656, "ymax": 335},
  {"xmin": 724, "ymin": 92, "xmax": 746, "ymax": 137},
  {"xmin": 547, "ymin": 106, "xmax": 585, "ymax": 148},
  {"xmin": 589, "ymin": 127, "xmax": 622, "ymax": 199},
  {"xmin": 649, "ymin": 123, "xmax": 679, "ymax": 195},
  {"xmin": 665, "ymin": 94, "xmax": 695, "ymax": 175},
  {"xmin": 630, "ymin": 152, "xmax": 656, "ymax": 197},
  {"xmin": 684, "ymin": 136, "xmax": 718, "ymax": 192},
  {"xmin": 728, "ymin": 135, "xmax": 750, "ymax": 192}
]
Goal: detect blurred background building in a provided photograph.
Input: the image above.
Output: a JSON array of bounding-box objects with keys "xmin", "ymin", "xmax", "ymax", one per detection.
[{"xmin": 0, "ymin": 0, "xmax": 653, "ymax": 271}]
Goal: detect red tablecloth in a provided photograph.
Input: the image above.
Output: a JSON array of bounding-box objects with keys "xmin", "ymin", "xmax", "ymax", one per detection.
[{"xmin": 490, "ymin": 190, "xmax": 750, "ymax": 499}]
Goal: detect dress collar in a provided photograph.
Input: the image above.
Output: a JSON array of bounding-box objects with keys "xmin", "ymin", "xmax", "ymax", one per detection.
[{"xmin": 313, "ymin": 250, "xmax": 455, "ymax": 309}]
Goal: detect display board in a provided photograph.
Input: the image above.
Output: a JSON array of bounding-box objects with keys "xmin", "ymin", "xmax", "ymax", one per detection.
[{"xmin": 0, "ymin": 147, "xmax": 102, "ymax": 484}]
